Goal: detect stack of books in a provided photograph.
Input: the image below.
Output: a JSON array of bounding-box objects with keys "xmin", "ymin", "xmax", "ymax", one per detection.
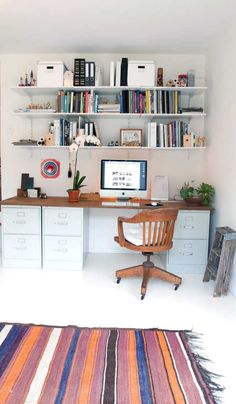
[
  {"xmin": 96, "ymin": 95, "xmax": 120, "ymax": 113},
  {"xmin": 97, "ymin": 103, "xmax": 120, "ymax": 113}
]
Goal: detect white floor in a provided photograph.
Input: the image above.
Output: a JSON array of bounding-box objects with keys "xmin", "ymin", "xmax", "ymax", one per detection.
[{"xmin": 0, "ymin": 253, "xmax": 235, "ymax": 403}]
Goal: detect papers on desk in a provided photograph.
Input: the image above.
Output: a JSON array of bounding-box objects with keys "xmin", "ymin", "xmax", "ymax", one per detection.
[
  {"xmin": 102, "ymin": 201, "xmax": 139, "ymax": 207},
  {"xmin": 151, "ymin": 175, "xmax": 169, "ymax": 201}
]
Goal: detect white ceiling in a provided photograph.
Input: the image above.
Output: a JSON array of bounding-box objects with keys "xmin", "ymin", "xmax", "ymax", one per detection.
[{"xmin": 0, "ymin": 0, "xmax": 235, "ymax": 54}]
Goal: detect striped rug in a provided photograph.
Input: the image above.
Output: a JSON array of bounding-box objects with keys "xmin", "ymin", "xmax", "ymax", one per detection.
[{"xmin": 0, "ymin": 323, "xmax": 222, "ymax": 404}]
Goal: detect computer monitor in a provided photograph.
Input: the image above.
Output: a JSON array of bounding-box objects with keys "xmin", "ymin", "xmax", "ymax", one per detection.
[{"xmin": 100, "ymin": 159, "xmax": 147, "ymax": 199}]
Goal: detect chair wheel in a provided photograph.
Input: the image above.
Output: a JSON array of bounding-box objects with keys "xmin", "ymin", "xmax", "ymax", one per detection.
[
  {"xmin": 174, "ymin": 284, "xmax": 180, "ymax": 291},
  {"xmin": 116, "ymin": 277, "xmax": 121, "ymax": 284},
  {"xmin": 141, "ymin": 294, "xmax": 145, "ymax": 300}
]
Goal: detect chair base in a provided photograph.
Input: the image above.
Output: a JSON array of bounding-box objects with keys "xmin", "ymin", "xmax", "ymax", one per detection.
[{"xmin": 116, "ymin": 263, "xmax": 182, "ymax": 299}]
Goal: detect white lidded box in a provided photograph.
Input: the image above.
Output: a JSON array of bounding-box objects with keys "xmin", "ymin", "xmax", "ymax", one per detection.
[
  {"xmin": 37, "ymin": 61, "xmax": 66, "ymax": 87},
  {"xmin": 128, "ymin": 60, "xmax": 155, "ymax": 86}
]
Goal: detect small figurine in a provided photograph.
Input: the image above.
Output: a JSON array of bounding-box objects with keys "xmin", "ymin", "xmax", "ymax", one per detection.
[
  {"xmin": 25, "ymin": 74, "xmax": 29, "ymax": 86},
  {"xmin": 174, "ymin": 79, "xmax": 181, "ymax": 87},
  {"xmin": 37, "ymin": 137, "xmax": 45, "ymax": 146},
  {"xmin": 19, "ymin": 77, "xmax": 24, "ymax": 86},
  {"xmin": 30, "ymin": 70, "xmax": 34, "ymax": 86},
  {"xmin": 178, "ymin": 74, "xmax": 188, "ymax": 87},
  {"xmin": 166, "ymin": 79, "xmax": 175, "ymax": 87},
  {"xmin": 64, "ymin": 71, "xmax": 74, "ymax": 87},
  {"xmin": 157, "ymin": 67, "xmax": 163, "ymax": 86}
]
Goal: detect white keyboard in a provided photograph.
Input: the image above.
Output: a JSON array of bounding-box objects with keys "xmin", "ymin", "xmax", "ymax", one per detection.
[{"xmin": 102, "ymin": 201, "xmax": 139, "ymax": 207}]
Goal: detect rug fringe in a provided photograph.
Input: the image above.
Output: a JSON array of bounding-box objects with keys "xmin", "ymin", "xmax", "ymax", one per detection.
[{"xmin": 183, "ymin": 331, "xmax": 224, "ymax": 404}]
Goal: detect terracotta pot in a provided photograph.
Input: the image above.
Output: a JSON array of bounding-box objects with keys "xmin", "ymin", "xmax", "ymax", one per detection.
[
  {"xmin": 185, "ymin": 196, "xmax": 202, "ymax": 206},
  {"xmin": 67, "ymin": 189, "xmax": 80, "ymax": 202}
]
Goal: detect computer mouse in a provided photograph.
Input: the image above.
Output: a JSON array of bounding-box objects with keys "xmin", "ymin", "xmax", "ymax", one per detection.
[{"xmin": 151, "ymin": 202, "xmax": 158, "ymax": 206}]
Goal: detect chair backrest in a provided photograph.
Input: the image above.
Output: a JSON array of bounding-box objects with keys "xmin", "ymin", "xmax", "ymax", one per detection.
[{"xmin": 117, "ymin": 209, "xmax": 178, "ymax": 253}]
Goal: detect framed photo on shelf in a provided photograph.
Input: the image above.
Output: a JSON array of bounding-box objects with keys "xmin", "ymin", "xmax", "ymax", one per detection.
[{"xmin": 120, "ymin": 129, "xmax": 142, "ymax": 146}]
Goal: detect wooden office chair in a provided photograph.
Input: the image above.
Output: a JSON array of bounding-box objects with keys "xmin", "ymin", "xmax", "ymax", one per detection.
[{"xmin": 114, "ymin": 209, "xmax": 182, "ymax": 299}]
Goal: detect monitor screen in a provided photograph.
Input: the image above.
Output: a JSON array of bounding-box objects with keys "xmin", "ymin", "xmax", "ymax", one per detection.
[{"xmin": 100, "ymin": 159, "xmax": 147, "ymax": 199}]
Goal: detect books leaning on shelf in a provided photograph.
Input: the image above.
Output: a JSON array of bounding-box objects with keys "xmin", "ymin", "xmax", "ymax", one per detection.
[
  {"xmin": 54, "ymin": 119, "xmax": 76, "ymax": 146},
  {"xmin": 145, "ymin": 121, "xmax": 201, "ymax": 148},
  {"xmin": 110, "ymin": 58, "xmax": 128, "ymax": 87}
]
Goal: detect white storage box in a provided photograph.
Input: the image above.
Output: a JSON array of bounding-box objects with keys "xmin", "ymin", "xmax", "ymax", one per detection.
[
  {"xmin": 37, "ymin": 61, "xmax": 66, "ymax": 87},
  {"xmin": 128, "ymin": 60, "xmax": 155, "ymax": 86}
]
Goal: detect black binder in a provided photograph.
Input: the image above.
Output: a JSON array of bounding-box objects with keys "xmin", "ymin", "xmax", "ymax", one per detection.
[
  {"xmin": 89, "ymin": 62, "xmax": 95, "ymax": 86},
  {"xmin": 73, "ymin": 58, "xmax": 85, "ymax": 86},
  {"xmin": 120, "ymin": 58, "xmax": 128, "ymax": 86}
]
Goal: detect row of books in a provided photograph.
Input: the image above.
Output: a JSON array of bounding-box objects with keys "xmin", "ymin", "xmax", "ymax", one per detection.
[
  {"xmin": 57, "ymin": 91, "xmax": 94, "ymax": 113},
  {"xmin": 53, "ymin": 119, "xmax": 100, "ymax": 146},
  {"xmin": 56, "ymin": 90, "xmax": 184, "ymax": 115},
  {"xmin": 120, "ymin": 90, "xmax": 181, "ymax": 114},
  {"xmin": 146, "ymin": 121, "xmax": 193, "ymax": 148}
]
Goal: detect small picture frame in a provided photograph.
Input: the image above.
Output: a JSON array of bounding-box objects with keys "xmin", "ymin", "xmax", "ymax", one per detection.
[{"xmin": 120, "ymin": 129, "xmax": 142, "ymax": 146}]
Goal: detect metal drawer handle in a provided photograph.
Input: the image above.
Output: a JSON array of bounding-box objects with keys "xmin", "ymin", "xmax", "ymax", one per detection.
[
  {"xmin": 17, "ymin": 238, "xmax": 26, "ymax": 243},
  {"xmin": 58, "ymin": 240, "xmax": 68, "ymax": 245},
  {"xmin": 14, "ymin": 220, "xmax": 26, "ymax": 225},
  {"xmin": 54, "ymin": 248, "xmax": 68, "ymax": 253},
  {"xmin": 58, "ymin": 213, "xmax": 67, "ymax": 219},
  {"xmin": 184, "ymin": 225, "xmax": 194, "ymax": 229},
  {"xmin": 179, "ymin": 252, "xmax": 193, "ymax": 256},
  {"xmin": 54, "ymin": 221, "xmax": 68, "ymax": 226},
  {"xmin": 16, "ymin": 212, "xmax": 25, "ymax": 217}
]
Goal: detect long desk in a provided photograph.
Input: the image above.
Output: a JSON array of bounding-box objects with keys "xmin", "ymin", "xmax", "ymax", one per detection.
[
  {"xmin": 1, "ymin": 196, "xmax": 214, "ymax": 210},
  {"xmin": 1, "ymin": 196, "xmax": 213, "ymax": 272}
]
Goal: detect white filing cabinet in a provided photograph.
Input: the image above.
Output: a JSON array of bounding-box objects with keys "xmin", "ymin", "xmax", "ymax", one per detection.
[
  {"xmin": 167, "ymin": 210, "xmax": 210, "ymax": 274},
  {"xmin": 1, "ymin": 206, "xmax": 41, "ymax": 268},
  {"xmin": 42, "ymin": 207, "xmax": 87, "ymax": 270}
]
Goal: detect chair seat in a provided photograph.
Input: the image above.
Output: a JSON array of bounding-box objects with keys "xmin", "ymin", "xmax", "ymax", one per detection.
[{"xmin": 122, "ymin": 227, "xmax": 143, "ymax": 246}]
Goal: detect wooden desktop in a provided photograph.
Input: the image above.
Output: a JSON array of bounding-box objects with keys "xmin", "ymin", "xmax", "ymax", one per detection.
[{"xmin": 1, "ymin": 196, "xmax": 213, "ymax": 211}]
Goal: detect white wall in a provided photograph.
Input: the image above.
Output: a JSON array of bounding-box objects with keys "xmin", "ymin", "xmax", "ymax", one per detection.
[
  {"xmin": 205, "ymin": 23, "xmax": 236, "ymax": 295},
  {"xmin": 0, "ymin": 53, "xmax": 206, "ymax": 202}
]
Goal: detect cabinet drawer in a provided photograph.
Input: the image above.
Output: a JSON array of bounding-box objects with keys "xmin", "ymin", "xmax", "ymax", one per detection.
[
  {"xmin": 43, "ymin": 235, "xmax": 83, "ymax": 262},
  {"xmin": 174, "ymin": 211, "xmax": 209, "ymax": 239},
  {"xmin": 43, "ymin": 207, "xmax": 83, "ymax": 236},
  {"xmin": 2, "ymin": 206, "xmax": 41, "ymax": 235},
  {"xmin": 2, "ymin": 234, "xmax": 41, "ymax": 260},
  {"xmin": 168, "ymin": 239, "xmax": 208, "ymax": 265}
]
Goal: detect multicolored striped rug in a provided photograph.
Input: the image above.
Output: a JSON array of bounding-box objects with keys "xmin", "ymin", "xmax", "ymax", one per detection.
[{"xmin": 0, "ymin": 323, "xmax": 222, "ymax": 403}]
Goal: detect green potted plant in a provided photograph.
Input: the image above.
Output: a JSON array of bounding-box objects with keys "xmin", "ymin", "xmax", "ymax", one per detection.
[
  {"xmin": 180, "ymin": 181, "xmax": 215, "ymax": 205},
  {"xmin": 67, "ymin": 170, "xmax": 86, "ymax": 202},
  {"xmin": 197, "ymin": 182, "xmax": 215, "ymax": 205}
]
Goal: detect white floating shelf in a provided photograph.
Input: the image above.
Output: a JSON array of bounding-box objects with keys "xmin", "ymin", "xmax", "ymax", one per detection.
[
  {"xmin": 12, "ymin": 145, "xmax": 206, "ymax": 150},
  {"xmin": 11, "ymin": 85, "xmax": 208, "ymax": 96},
  {"xmin": 14, "ymin": 112, "xmax": 206, "ymax": 119}
]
